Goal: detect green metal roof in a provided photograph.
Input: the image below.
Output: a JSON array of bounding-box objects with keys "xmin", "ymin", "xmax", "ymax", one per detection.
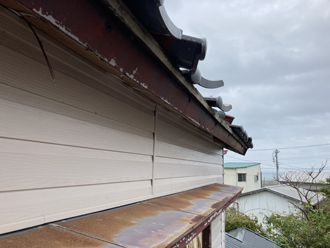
[{"xmin": 224, "ymin": 162, "xmax": 260, "ymax": 168}]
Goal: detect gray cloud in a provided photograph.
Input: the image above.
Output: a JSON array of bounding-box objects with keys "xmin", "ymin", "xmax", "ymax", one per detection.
[{"xmin": 165, "ymin": 0, "xmax": 330, "ymax": 176}]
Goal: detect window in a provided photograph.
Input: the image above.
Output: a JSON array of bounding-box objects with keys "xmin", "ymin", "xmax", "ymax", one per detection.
[{"xmin": 238, "ymin": 173, "xmax": 246, "ymax": 182}]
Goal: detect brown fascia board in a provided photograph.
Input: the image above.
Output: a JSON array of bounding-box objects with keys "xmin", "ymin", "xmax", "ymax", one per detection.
[{"xmin": 0, "ymin": 0, "xmax": 248, "ymax": 155}]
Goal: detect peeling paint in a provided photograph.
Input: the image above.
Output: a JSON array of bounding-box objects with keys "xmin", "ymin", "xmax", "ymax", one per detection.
[
  {"xmin": 125, "ymin": 72, "xmax": 134, "ymax": 79},
  {"xmin": 160, "ymin": 97, "xmax": 171, "ymax": 106},
  {"xmin": 140, "ymin": 83, "xmax": 148, "ymax": 89},
  {"xmin": 33, "ymin": 8, "xmax": 88, "ymax": 47},
  {"xmin": 133, "ymin": 67, "xmax": 138, "ymax": 74},
  {"xmin": 187, "ymin": 116, "xmax": 201, "ymax": 127},
  {"xmin": 109, "ymin": 58, "xmax": 116, "ymax": 66}
]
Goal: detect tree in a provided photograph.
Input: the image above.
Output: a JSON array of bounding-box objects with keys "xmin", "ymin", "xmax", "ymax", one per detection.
[
  {"xmin": 319, "ymin": 178, "xmax": 330, "ymax": 214},
  {"xmin": 263, "ymin": 206, "xmax": 330, "ymax": 248},
  {"xmin": 225, "ymin": 209, "xmax": 266, "ymax": 236},
  {"xmin": 320, "ymin": 177, "xmax": 330, "ymax": 198},
  {"xmin": 225, "ymin": 163, "xmax": 330, "ymax": 247},
  {"xmin": 263, "ymin": 162, "xmax": 330, "ymax": 248},
  {"xmin": 279, "ymin": 163, "xmax": 327, "ymax": 219}
]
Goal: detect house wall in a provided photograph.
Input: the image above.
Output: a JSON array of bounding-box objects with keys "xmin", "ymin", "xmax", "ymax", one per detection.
[
  {"xmin": 237, "ymin": 191, "xmax": 299, "ymax": 224},
  {"xmin": 245, "ymin": 165, "xmax": 261, "ymax": 192},
  {"xmin": 224, "ymin": 168, "xmax": 240, "ymax": 187},
  {"xmin": 296, "ymin": 183, "xmax": 324, "ymax": 191},
  {"xmin": 224, "ymin": 165, "xmax": 261, "ymax": 193},
  {"xmin": 211, "ymin": 212, "xmax": 225, "ymax": 248},
  {"xmin": 0, "ymin": 7, "xmax": 223, "ymax": 234}
]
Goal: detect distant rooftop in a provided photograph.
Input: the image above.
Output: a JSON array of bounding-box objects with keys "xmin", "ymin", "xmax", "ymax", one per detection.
[
  {"xmin": 224, "ymin": 162, "xmax": 260, "ymax": 168},
  {"xmin": 241, "ymin": 184, "xmax": 325, "ymax": 206},
  {"xmin": 226, "ymin": 227, "xmax": 281, "ymax": 248},
  {"xmin": 280, "ymin": 171, "xmax": 330, "ymax": 184}
]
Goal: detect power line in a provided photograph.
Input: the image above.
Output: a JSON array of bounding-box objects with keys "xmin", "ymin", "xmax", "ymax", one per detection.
[
  {"xmin": 249, "ymin": 143, "xmax": 330, "ymax": 151},
  {"xmin": 225, "ymin": 154, "xmax": 329, "ymax": 171},
  {"xmin": 242, "ymin": 155, "xmax": 329, "ymax": 162},
  {"xmin": 261, "ymin": 167, "xmax": 330, "ymax": 171},
  {"xmin": 279, "ymin": 155, "xmax": 330, "ymax": 160}
]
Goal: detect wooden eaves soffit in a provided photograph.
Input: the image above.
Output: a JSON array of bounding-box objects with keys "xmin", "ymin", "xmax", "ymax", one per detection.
[{"xmin": 0, "ymin": 0, "xmax": 253, "ymax": 154}]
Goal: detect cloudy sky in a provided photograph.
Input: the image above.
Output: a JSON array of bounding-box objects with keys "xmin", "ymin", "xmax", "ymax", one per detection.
[{"xmin": 164, "ymin": 0, "xmax": 330, "ymax": 178}]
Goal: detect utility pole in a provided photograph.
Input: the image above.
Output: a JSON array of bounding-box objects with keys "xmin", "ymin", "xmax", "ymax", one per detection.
[{"xmin": 275, "ymin": 149, "xmax": 280, "ymax": 180}]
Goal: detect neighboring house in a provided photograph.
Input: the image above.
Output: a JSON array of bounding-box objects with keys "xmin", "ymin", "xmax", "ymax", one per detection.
[
  {"xmin": 224, "ymin": 162, "xmax": 261, "ymax": 193},
  {"xmin": 236, "ymin": 185, "xmax": 325, "ymax": 224},
  {"xmin": 0, "ymin": 1, "xmax": 253, "ymax": 247},
  {"xmin": 280, "ymin": 171, "xmax": 330, "ymax": 191},
  {"xmin": 226, "ymin": 227, "xmax": 281, "ymax": 248}
]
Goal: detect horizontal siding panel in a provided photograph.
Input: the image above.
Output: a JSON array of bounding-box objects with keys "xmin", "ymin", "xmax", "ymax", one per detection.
[
  {"xmin": 0, "ymin": 9, "xmax": 156, "ymax": 117},
  {"xmin": 154, "ymin": 157, "xmax": 222, "ymax": 179},
  {"xmin": 0, "ymin": 180, "xmax": 152, "ymax": 234},
  {"xmin": 156, "ymin": 118, "xmax": 223, "ymax": 164},
  {"xmin": 0, "ymin": 151, "xmax": 152, "ymax": 192},
  {"xmin": 156, "ymin": 138, "xmax": 222, "ymax": 164},
  {"xmin": 0, "ymin": 44, "xmax": 155, "ymax": 133},
  {"xmin": 0, "ymin": 98, "xmax": 153, "ymax": 155},
  {"xmin": 153, "ymin": 175, "xmax": 221, "ymax": 196},
  {"xmin": 0, "ymin": 82, "xmax": 153, "ymax": 143}
]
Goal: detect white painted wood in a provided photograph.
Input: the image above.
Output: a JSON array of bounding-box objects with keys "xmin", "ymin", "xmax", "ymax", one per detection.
[
  {"xmin": 0, "ymin": 180, "xmax": 152, "ymax": 234},
  {"xmin": 154, "ymin": 157, "xmax": 222, "ymax": 179},
  {"xmin": 0, "ymin": 98, "xmax": 153, "ymax": 155}
]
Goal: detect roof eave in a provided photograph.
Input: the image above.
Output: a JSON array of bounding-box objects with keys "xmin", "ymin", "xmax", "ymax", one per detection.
[{"xmin": 1, "ymin": 0, "xmax": 249, "ymax": 154}]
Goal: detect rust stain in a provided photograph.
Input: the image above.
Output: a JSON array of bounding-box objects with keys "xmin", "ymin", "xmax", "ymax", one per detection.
[
  {"xmin": 0, "ymin": 184, "xmax": 242, "ymax": 248},
  {"xmin": 147, "ymin": 193, "xmax": 218, "ymax": 216},
  {"xmin": 0, "ymin": 226, "xmax": 116, "ymax": 248},
  {"xmin": 57, "ymin": 203, "xmax": 199, "ymax": 248},
  {"xmin": 210, "ymin": 196, "xmax": 232, "ymax": 209},
  {"xmin": 185, "ymin": 184, "xmax": 242, "ymax": 201}
]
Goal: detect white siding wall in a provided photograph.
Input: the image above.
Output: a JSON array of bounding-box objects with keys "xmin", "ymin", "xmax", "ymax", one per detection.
[
  {"xmin": 245, "ymin": 165, "xmax": 261, "ymax": 192},
  {"xmin": 211, "ymin": 212, "xmax": 225, "ymax": 248},
  {"xmin": 224, "ymin": 165, "xmax": 261, "ymax": 193},
  {"xmin": 237, "ymin": 191, "xmax": 299, "ymax": 225},
  {"xmin": 154, "ymin": 110, "xmax": 223, "ymax": 196},
  {"xmin": 224, "ymin": 167, "xmax": 239, "ymax": 186},
  {"xmin": 0, "ymin": 7, "xmax": 224, "ymax": 234}
]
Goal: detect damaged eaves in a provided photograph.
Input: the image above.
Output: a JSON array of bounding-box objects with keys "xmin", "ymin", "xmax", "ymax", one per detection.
[
  {"xmin": 230, "ymin": 125, "xmax": 253, "ymax": 149},
  {"xmin": 1, "ymin": 0, "xmax": 251, "ymax": 154},
  {"xmin": 121, "ymin": 0, "xmax": 252, "ymax": 150}
]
